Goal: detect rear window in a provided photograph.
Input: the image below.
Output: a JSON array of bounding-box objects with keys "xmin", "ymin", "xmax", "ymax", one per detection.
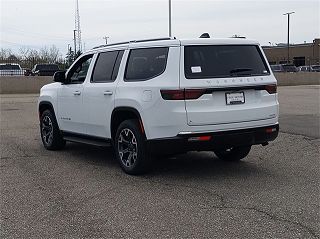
[
  {"xmin": 184, "ymin": 45, "xmax": 270, "ymax": 79},
  {"xmin": 125, "ymin": 47, "xmax": 169, "ymax": 81}
]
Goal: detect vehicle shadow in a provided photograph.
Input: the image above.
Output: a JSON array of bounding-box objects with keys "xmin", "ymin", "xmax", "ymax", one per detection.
[
  {"xmin": 63, "ymin": 142, "xmax": 266, "ymax": 180},
  {"xmin": 149, "ymin": 152, "xmax": 266, "ymax": 179}
]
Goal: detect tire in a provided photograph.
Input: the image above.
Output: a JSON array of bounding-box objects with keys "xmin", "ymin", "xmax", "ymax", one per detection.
[
  {"xmin": 214, "ymin": 146, "xmax": 251, "ymax": 162},
  {"xmin": 40, "ymin": 109, "xmax": 66, "ymax": 150},
  {"xmin": 114, "ymin": 119, "xmax": 149, "ymax": 175}
]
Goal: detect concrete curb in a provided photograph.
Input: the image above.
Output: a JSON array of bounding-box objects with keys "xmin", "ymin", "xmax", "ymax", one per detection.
[{"xmin": 0, "ymin": 73, "xmax": 319, "ymax": 94}]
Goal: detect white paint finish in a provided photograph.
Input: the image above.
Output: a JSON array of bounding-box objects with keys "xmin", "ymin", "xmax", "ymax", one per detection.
[
  {"xmin": 57, "ymin": 53, "xmax": 96, "ymax": 134},
  {"xmin": 57, "ymin": 83, "xmax": 86, "ymax": 134},
  {"xmin": 38, "ymin": 38, "xmax": 279, "ymax": 141},
  {"xmin": 115, "ymin": 46, "xmax": 181, "ymax": 139},
  {"xmin": 179, "ymin": 44, "xmax": 278, "ymax": 127},
  {"xmin": 180, "ymin": 38, "xmax": 259, "ymax": 46},
  {"xmin": 142, "ymin": 90, "xmax": 152, "ymax": 102},
  {"xmin": 82, "ymin": 51, "xmax": 127, "ymax": 138}
]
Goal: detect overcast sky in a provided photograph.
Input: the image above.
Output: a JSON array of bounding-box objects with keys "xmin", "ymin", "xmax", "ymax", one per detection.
[{"xmin": 0, "ymin": 0, "xmax": 319, "ymax": 55}]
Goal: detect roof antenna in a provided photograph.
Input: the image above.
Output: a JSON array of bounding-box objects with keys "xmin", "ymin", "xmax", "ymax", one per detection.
[{"xmin": 200, "ymin": 33, "xmax": 210, "ymax": 38}]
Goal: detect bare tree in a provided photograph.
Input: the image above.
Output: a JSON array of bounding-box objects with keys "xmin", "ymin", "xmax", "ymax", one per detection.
[
  {"xmin": 49, "ymin": 45, "xmax": 60, "ymax": 63},
  {"xmin": 0, "ymin": 48, "xmax": 13, "ymax": 59},
  {"xmin": 19, "ymin": 46, "xmax": 31, "ymax": 60},
  {"xmin": 39, "ymin": 46, "xmax": 50, "ymax": 63}
]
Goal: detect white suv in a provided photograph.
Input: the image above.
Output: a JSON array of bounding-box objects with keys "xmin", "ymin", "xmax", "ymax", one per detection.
[{"xmin": 38, "ymin": 37, "xmax": 279, "ymax": 174}]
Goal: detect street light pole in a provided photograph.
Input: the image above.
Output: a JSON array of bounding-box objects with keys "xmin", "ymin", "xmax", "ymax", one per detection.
[
  {"xmin": 169, "ymin": 0, "xmax": 172, "ymax": 37},
  {"xmin": 283, "ymin": 12, "xmax": 295, "ymax": 64},
  {"xmin": 103, "ymin": 36, "xmax": 110, "ymax": 45}
]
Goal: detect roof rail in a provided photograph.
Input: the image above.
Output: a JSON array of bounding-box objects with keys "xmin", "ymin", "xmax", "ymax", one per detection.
[
  {"xmin": 92, "ymin": 41, "xmax": 130, "ymax": 49},
  {"xmin": 92, "ymin": 37, "xmax": 176, "ymax": 50},
  {"xmin": 130, "ymin": 37, "xmax": 175, "ymax": 43}
]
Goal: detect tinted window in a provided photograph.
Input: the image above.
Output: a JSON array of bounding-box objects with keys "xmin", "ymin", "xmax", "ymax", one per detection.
[
  {"xmin": 92, "ymin": 51, "xmax": 118, "ymax": 82},
  {"xmin": 125, "ymin": 47, "xmax": 168, "ymax": 81},
  {"xmin": 184, "ymin": 45, "xmax": 270, "ymax": 79}
]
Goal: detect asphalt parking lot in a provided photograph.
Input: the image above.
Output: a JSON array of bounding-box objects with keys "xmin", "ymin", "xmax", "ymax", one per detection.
[{"xmin": 0, "ymin": 85, "xmax": 319, "ymax": 238}]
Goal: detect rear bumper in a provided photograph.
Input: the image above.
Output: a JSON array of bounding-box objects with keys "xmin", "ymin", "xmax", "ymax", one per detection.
[{"xmin": 146, "ymin": 124, "xmax": 279, "ymax": 154}]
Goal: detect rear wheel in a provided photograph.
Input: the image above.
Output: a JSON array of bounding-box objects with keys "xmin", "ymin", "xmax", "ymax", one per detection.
[
  {"xmin": 214, "ymin": 146, "xmax": 251, "ymax": 162},
  {"xmin": 115, "ymin": 120, "xmax": 149, "ymax": 175},
  {"xmin": 40, "ymin": 109, "xmax": 66, "ymax": 150}
]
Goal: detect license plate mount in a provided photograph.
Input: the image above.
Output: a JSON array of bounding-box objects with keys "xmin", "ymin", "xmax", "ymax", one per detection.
[{"xmin": 225, "ymin": 92, "xmax": 245, "ymax": 105}]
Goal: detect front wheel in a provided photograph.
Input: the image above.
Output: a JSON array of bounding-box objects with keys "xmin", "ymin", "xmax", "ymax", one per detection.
[
  {"xmin": 214, "ymin": 146, "xmax": 251, "ymax": 162},
  {"xmin": 40, "ymin": 109, "xmax": 66, "ymax": 150},
  {"xmin": 115, "ymin": 120, "xmax": 149, "ymax": 175}
]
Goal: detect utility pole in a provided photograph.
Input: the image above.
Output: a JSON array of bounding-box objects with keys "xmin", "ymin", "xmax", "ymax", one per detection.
[
  {"xmin": 75, "ymin": 0, "xmax": 82, "ymax": 52},
  {"xmin": 283, "ymin": 12, "xmax": 295, "ymax": 64},
  {"xmin": 103, "ymin": 36, "xmax": 110, "ymax": 45},
  {"xmin": 73, "ymin": 30, "xmax": 77, "ymax": 59},
  {"xmin": 169, "ymin": 0, "xmax": 172, "ymax": 37}
]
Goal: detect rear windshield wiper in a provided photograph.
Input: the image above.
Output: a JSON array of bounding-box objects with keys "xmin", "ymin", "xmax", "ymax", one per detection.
[{"xmin": 230, "ymin": 68, "xmax": 253, "ymax": 74}]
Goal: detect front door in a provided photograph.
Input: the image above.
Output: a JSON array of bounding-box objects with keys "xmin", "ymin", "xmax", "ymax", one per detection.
[{"xmin": 57, "ymin": 54, "xmax": 94, "ymax": 134}]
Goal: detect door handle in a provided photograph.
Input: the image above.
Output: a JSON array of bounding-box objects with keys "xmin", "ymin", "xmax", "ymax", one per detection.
[
  {"xmin": 103, "ymin": 91, "xmax": 113, "ymax": 96},
  {"xmin": 73, "ymin": 91, "xmax": 81, "ymax": 96}
]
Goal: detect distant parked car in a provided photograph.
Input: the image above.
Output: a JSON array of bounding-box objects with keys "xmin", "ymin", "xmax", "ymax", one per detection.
[
  {"xmin": 270, "ymin": 64, "xmax": 298, "ymax": 73},
  {"xmin": 31, "ymin": 64, "xmax": 60, "ymax": 76},
  {"xmin": 299, "ymin": 65, "xmax": 320, "ymax": 72},
  {"xmin": 23, "ymin": 68, "xmax": 32, "ymax": 76},
  {"xmin": 282, "ymin": 64, "xmax": 299, "ymax": 72},
  {"xmin": 0, "ymin": 63, "xmax": 24, "ymax": 76},
  {"xmin": 270, "ymin": 64, "xmax": 284, "ymax": 72}
]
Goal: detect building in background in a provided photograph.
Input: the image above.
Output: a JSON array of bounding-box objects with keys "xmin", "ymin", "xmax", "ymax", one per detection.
[{"xmin": 262, "ymin": 38, "xmax": 320, "ymax": 66}]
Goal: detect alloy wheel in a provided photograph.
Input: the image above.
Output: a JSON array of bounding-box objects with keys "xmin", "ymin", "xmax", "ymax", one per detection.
[
  {"xmin": 118, "ymin": 128, "xmax": 138, "ymax": 168},
  {"xmin": 41, "ymin": 115, "xmax": 53, "ymax": 146}
]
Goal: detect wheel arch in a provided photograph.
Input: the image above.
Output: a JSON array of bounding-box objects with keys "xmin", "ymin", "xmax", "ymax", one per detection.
[
  {"xmin": 111, "ymin": 107, "xmax": 146, "ymax": 140},
  {"xmin": 38, "ymin": 101, "xmax": 58, "ymax": 123}
]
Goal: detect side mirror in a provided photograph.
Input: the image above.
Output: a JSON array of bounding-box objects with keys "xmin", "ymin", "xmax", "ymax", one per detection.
[{"xmin": 53, "ymin": 71, "xmax": 67, "ymax": 83}]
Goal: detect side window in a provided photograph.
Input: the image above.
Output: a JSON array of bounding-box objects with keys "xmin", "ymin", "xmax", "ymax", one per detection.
[
  {"xmin": 68, "ymin": 54, "xmax": 93, "ymax": 83},
  {"xmin": 125, "ymin": 47, "xmax": 169, "ymax": 81},
  {"xmin": 92, "ymin": 51, "xmax": 118, "ymax": 83}
]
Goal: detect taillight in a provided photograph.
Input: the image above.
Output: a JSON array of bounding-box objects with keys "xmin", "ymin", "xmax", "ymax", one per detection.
[
  {"xmin": 160, "ymin": 89, "xmax": 206, "ymax": 100},
  {"xmin": 265, "ymin": 84, "xmax": 277, "ymax": 94},
  {"xmin": 266, "ymin": 127, "xmax": 277, "ymax": 133},
  {"xmin": 160, "ymin": 90, "xmax": 185, "ymax": 100},
  {"xmin": 185, "ymin": 89, "xmax": 206, "ymax": 99}
]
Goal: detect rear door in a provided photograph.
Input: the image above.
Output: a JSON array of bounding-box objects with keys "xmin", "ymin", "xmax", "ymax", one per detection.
[
  {"xmin": 83, "ymin": 50, "xmax": 125, "ymax": 138},
  {"xmin": 181, "ymin": 44, "xmax": 278, "ymax": 126}
]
